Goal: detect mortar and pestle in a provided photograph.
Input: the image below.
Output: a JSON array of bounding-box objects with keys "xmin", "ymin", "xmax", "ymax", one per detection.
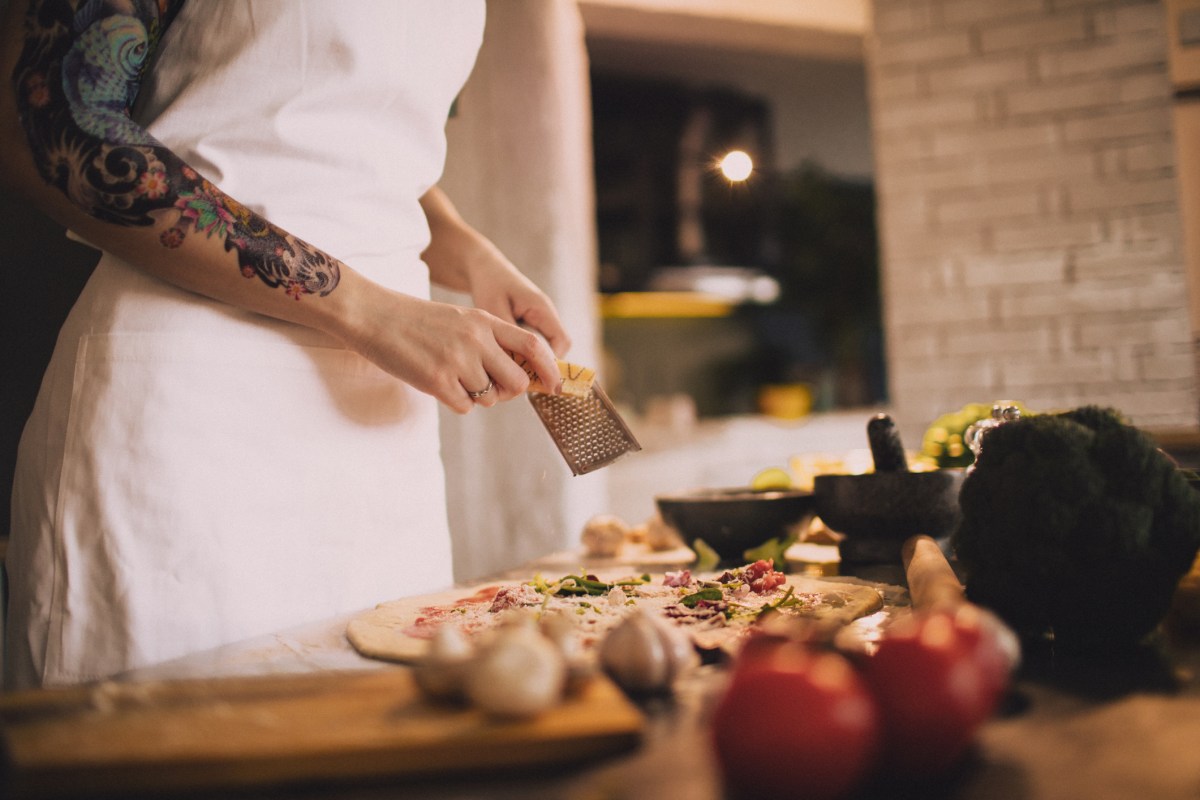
[{"xmin": 814, "ymin": 414, "xmax": 966, "ymax": 566}]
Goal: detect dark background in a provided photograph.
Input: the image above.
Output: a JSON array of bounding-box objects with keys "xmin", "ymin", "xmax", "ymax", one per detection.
[
  {"xmin": 591, "ymin": 70, "xmax": 885, "ymax": 416},
  {"xmin": 1, "ymin": 189, "xmax": 96, "ymax": 533}
]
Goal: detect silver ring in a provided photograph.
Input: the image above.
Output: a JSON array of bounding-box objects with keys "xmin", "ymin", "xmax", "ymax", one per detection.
[{"xmin": 467, "ymin": 379, "xmax": 494, "ymax": 400}]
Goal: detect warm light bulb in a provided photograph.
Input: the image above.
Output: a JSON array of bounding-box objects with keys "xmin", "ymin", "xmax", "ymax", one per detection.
[{"xmin": 719, "ymin": 150, "xmax": 753, "ymax": 182}]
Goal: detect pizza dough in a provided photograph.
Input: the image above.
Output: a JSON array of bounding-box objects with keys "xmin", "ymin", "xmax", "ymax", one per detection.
[{"xmin": 346, "ymin": 571, "xmax": 885, "ymax": 664}]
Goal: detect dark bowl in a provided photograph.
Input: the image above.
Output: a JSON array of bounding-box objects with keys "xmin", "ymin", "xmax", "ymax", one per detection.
[
  {"xmin": 814, "ymin": 469, "xmax": 966, "ymax": 564},
  {"xmin": 655, "ymin": 488, "xmax": 817, "ymax": 564}
]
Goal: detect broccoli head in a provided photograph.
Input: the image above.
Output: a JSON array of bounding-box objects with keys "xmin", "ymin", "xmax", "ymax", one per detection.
[{"xmin": 952, "ymin": 406, "xmax": 1200, "ymax": 650}]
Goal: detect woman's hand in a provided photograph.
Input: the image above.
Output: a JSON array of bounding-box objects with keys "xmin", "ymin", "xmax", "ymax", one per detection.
[
  {"xmin": 467, "ymin": 246, "xmax": 571, "ymax": 359},
  {"xmin": 332, "ymin": 275, "xmax": 562, "ymax": 415},
  {"xmin": 420, "ymin": 187, "xmax": 571, "ymax": 358}
]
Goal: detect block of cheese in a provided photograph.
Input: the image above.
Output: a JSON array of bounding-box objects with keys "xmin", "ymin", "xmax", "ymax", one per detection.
[{"xmin": 515, "ymin": 356, "xmax": 596, "ymax": 397}]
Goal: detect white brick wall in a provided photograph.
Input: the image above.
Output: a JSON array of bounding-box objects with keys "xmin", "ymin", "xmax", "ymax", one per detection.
[{"xmin": 866, "ymin": 0, "xmax": 1198, "ymax": 435}]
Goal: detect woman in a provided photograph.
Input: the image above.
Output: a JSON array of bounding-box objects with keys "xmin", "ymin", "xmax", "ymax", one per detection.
[{"xmin": 0, "ymin": 0, "xmax": 571, "ymax": 688}]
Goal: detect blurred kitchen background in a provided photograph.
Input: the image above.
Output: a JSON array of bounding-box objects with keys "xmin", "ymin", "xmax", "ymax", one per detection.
[{"xmin": 4, "ymin": 0, "xmax": 1200, "ymax": 583}]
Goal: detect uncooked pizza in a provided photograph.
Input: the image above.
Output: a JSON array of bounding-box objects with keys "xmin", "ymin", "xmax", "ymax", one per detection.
[{"xmin": 347, "ymin": 560, "xmax": 884, "ymax": 662}]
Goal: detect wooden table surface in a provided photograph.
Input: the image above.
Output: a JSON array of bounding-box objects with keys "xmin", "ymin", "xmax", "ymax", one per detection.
[{"xmin": 6, "ymin": 553, "xmax": 1200, "ymax": 800}]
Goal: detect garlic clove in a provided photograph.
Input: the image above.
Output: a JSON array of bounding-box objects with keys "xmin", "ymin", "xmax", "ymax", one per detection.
[
  {"xmin": 658, "ymin": 616, "xmax": 700, "ymax": 680},
  {"xmin": 428, "ymin": 623, "xmax": 473, "ymax": 660},
  {"xmin": 599, "ymin": 610, "xmax": 672, "ymax": 693},
  {"xmin": 413, "ymin": 624, "xmax": 475, "ymax": 702},
  {"xmin": 495, "ymin": 606, "xmax": 539, "ymax": 630},
  {"xmin": 465, "ymin": 625, "xmax": 567, "ymax": 718},
  {"xmin": 539, "ymin": 610, "xmax": 599, "ymax": 694},
  {"xmin": 540, "ymin": 610, "xmax": 583, "ymax": 660}
]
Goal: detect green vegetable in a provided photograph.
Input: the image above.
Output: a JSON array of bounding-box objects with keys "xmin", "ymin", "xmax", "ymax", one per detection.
[
  {"xmin": 551, "ymin": 575, "xmax": 611, "ymax": 596},
  {"xmin": 920, "ymin": 401, "xmax": 1029, "ymax": 469},
  {"xmin": 743, "ymin": 531, "xmax": 799, "ymax": 571},
  {"xmin": 692, "ymin": 538, "xmax": 721, "ymax": 572},
  {"xmin": 539, "ymin": 573, "xmax": 651, "ymax": 597},
  {"xmin": 680, "ymin": 587, "xmax": 724, "ymax": 607},
  {"xmin": 952, "ymin": 406, "xmax": 1200, "ymax": 650},
  {"xmin": 756, "ymin": 585, "xmax": 803, "ymax": 619}
]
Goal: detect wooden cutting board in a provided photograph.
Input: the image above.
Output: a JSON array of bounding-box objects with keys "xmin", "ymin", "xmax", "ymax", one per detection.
[{"xmin": 0, "ymin": 667, "xmax": 645, "ymax": 799}]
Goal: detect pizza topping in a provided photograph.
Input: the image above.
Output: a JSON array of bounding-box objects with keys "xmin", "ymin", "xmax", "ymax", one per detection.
[
  {"xmin": 751, "ymin": 572, "xmax": 787, "ymax": 594},
  {"xmin": 755, "ymin": 585, "xmax": 804, "ymax": 619},
  {"xmin": 745, "ymin": 560, "xmax": 788, "ymax": 593},
  {"xmin": 456, "ymin": 585, "xmax": 502, "ymax": 606},
  {"xmin": 713, "ymin": 559, "xmax": 787, "ymax": 594},
  {"xmin": 489, "ymin": 584, "xmax": 541, "ymax": 612},
  {"xmin": 536, "ymin": 572, "xmax": 652, "ymax": 598},
  {"xmin": 680, "ymin": 587, "xmax": 724, "ymax": 608},
  {"xmin": 663, "ymin": 569, "xmax": 691, "ymax": 587},
  {"xmin": 664, "ymin": 600, "xmax": 727, "ymax": 624}
]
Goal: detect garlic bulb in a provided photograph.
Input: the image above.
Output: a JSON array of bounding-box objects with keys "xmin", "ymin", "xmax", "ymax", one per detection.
[
  {"xmin": 644, "ymin": 515, "xmax": 684, "ymax": 552},
  {"xmin": 581, "ymin": 515, "xmax": 629, "ymax": 557},
  {"xmin": 413, "ymin": 624, "xmax": 475, "ymax": 702},
  {"xmin": 540, "ymin": 610, "xmax": 597, "ymax": 693},
  {"xmin": 465, "ymin": 624, "xmax": 567, "ymax": 718},
  {"xmin": 539, "ymin": 610, "xmax": 581, "ymax": 660},
  {"xmin": 599, "ymin": 609, "xmax": 698, "ymax": 693}
]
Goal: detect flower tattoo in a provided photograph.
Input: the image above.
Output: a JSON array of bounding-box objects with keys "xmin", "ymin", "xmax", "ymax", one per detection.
[{"xmin": 158, "ymin": 225, "xmax": 183, "ymax": 248}]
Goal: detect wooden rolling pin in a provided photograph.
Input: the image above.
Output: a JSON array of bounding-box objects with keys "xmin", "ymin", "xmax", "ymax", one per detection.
[
  {"xmin": 901, "ymin": 534, "xmax": 965, "ymax": 611},
  {"xmin": 902, "ymin": 535, "xmax": 1024, "ymax": 681}
]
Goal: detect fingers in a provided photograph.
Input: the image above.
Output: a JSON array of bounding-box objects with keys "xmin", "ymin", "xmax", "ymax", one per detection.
[
  {"xmin": 515, "ymin": 300, "xmax": 571, "ymax": 357},
  {"xmin": 366, "ymin": 296, "xmax": 562, "ymax": 415},
  {"xmin": 485, "ymin": 274, "xmax": 571, "ymax": 359},
  {"xmin": 444, "ymin": 318, "xmax": 543, "ymax": 414},
  {"xmin": 495, "ymin": 324, "xmax": 561, "ymax": 396},
  {"xmin": 442, "ymin": 385, "xmax": 477, "ymax": 415},
  {"xmin": 460, "ymin": 375, "xmax": 497, "ymax": 408},
  {"xmin": 481, "ymin": 345, "xmax": 532, "ymax": 400}
]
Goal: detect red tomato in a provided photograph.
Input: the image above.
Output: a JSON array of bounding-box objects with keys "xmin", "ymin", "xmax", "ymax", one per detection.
[
  {"xmin": 950, "ymin": 603, "xmax": 1020, "ymax": 703},
  {"xmin": 735, "ymin": 627, "xmax": 793, "ymax": 663},
  {"xmin": 711, "ymin": 642, "xmax": 881, "ymax": 800},
  {"xmin": 856, "ymin": 611, "xmax": 1000, "ymax": 778}
]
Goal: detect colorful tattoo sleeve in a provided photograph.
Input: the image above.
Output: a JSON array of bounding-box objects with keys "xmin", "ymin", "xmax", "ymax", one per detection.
[{"xmin": 12, "ymin": 0, "xmax": 338, "ymax": 299}]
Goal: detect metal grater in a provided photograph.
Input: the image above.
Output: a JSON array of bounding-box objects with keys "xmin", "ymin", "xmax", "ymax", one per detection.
[{"xmin": 527, "ymin": 382, "xmax": 641, "ymax": 475}]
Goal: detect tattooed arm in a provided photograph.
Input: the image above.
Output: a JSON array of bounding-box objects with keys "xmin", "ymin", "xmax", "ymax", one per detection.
[{"xmin": 0, "ymin": 0, "xmax": 561, "ymax": 412}]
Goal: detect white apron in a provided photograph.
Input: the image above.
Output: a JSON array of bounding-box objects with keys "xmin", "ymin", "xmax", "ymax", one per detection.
[{"xmin": 6, "ymin": 0, "xmax": 486, "ymax": 688}]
